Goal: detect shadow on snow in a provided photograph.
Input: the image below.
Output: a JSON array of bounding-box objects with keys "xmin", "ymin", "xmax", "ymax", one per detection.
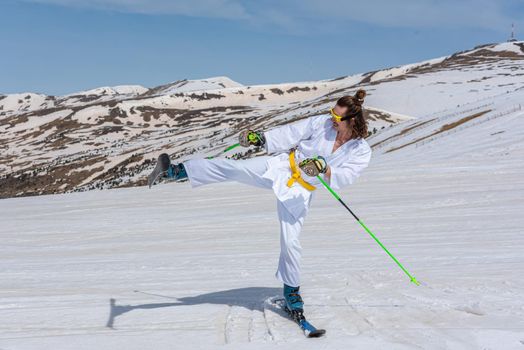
[{"xmin": 106, "ymin": 286, "xmax": 281, "ymax": 328}]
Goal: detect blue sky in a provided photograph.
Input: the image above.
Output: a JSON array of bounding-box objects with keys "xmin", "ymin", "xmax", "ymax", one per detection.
[{"xmin": 1, "ymin": 0, "xmax": 522, "ymax": 95}]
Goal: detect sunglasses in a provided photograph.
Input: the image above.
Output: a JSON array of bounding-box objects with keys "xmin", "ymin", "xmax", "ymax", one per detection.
[{"xmin": 330, "ymin": 108, "xmax": 347, "ymax": 122}]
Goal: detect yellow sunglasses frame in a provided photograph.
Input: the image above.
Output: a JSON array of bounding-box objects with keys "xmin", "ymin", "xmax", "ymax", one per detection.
[{"xmin": 330, "ymin": 108, "xmax": 345, "ymax": 122}]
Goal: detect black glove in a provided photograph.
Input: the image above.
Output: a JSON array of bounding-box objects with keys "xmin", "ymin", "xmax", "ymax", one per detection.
[
  {"xmin": 239, "ymin": 130, "xmax": 266, "ymax": 147},
  {"xmin": 299, "ymin": 156, "xmax": 327, "ymax": 177}
]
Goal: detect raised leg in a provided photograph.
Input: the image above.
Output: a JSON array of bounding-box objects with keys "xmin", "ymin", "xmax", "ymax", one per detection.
[{"xmin": 182, "ymin": 156, "xmax": 273, "ymax": 190}]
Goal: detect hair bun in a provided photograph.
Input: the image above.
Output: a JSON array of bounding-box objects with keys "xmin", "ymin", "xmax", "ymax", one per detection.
[{"xmin": 354, "ymin": 89, "xmax": 366, "ymax": 106}]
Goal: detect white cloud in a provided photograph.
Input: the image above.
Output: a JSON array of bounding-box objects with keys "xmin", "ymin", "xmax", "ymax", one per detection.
[
  {"xmin": 13, "ymin": 0, "xmax": 519, "ymax": 32},
  {"xmin": 17, "ymin": 0, "xmax": 251, "ymax": 20},
  {"xmin": 292, "ymin": 0, "xmax": 514, "ymax": 31}
]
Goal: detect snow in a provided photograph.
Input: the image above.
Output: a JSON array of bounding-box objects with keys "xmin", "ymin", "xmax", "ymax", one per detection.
[
  {"xmin": 365, "ymin": 65, "xmax": 524, "ymax": 117},
  {"xmin": 153, "ymin": 76, "xmax": 244, "ymax": 95},
  {"xmin": 5, "ymin": 109, "xmax": 72, "ymax": 133},
  {"xmin": 2, "ymin": 41, "xmax": 524, "ymax": 349},
  {"xmin": 367, "ymin": 56, "xmax": 447, "ymax": 83},
  {"xmin": 469, "ymin": 42, "xmax": 523, "ymax": 56},
  {"xmin": 0, "ymin": 93, "xmax": 54, "ymax": 117},
  {"xmin": 63, "ymin": 85, "xmax": 149, "ymax": 97},
  {"xmin": 71, "ymin": 105, "xmax": 110, "ymax": 124},
  {"xmin": 2, "ymin": 89, "xmax": 524, "ymax": 349}
]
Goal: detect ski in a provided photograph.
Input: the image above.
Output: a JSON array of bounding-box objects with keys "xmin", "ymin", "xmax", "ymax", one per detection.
[
  {"xmin": 147, "ymin": 153, "xmax": 171, "ymax": 188},
  {"xmin": 271, "ymin": 297, "xmax": 326, "ymax": 338}
]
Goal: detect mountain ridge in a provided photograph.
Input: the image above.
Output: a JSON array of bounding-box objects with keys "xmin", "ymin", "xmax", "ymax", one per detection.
[{"xmin": 1, "ymin": 41, "xmax": 523, "ymax": 198}]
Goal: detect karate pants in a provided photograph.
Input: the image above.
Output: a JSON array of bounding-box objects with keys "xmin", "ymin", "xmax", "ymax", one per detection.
[{"xmin": 183, "ymin": 156, "xmax": 308, "ymax": 287}]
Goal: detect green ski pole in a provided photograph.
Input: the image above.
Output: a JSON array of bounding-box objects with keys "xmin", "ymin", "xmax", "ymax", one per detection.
[
  {"xmin": 206, "ymin": 143, "xmax": 241, "ymax": 159},
  {"xmin": 206, "ymin": 131, "xmax": 262, "ymax": 159},
  {"xmin": 316, "ymin": 174, "xmax": 420, "ymax": 286},
  {"xmin": 212, "ymin": 143, "xmax": 419, "ymax": 285}
]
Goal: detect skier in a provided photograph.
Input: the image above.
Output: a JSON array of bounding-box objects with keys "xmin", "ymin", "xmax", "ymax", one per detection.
[{"xmin": 151, "ymin": 89, "xmax": 372, "ymax": 328}]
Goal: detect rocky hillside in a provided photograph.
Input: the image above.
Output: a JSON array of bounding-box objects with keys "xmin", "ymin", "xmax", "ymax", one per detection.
[{"xmin": 1, "ymin": 41, "xmax": 523, "ymax": 198}]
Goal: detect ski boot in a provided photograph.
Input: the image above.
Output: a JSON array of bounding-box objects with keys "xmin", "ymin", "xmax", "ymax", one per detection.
[
  {"xmin": 147, "ymin": 153, "xmax": 188, "ymax": 188},
  {"xmin": 164, "ymin": 162, "xmax": 187, "ymax": 181},
  {"xmin": 283, "ymin": 284, "xmax": 305, "ymax": 322}
]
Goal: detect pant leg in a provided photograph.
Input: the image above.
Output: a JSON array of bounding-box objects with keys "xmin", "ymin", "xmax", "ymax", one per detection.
[
  {"xmin": 182, "ymin": 156, "xmax": 273, "ymax": 190},
  {"xmin": 275, "ymin": 198, "xmax": 308, "ymax": 288}
]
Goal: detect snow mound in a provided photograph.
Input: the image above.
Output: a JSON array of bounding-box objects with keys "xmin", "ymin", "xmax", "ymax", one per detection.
[
  {"xmin": 63, "ymin": 85, "xmax": 149, "ymax": 97},
  {"xmin": 144, "ymin": 76, "xmax": 244, "ymax": 96}
]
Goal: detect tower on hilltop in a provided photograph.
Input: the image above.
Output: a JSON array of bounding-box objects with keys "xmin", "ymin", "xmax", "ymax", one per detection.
[{"xmin": 508, "ymin": 23, "xmax": 518, "ymax": 42}]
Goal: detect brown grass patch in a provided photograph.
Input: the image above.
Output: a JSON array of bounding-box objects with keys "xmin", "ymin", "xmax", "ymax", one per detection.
[
  {"xmin": 371, "ymin": 118, "xmax": 437, "ymax": 148},
  {"xmin": 385, "ymin": 110, "xmax": 491, "ymax": 153}
]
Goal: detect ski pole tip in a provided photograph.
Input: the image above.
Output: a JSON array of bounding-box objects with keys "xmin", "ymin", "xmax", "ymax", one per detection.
[{"xmin": 410, "ymin": 277, "xmax": 421, "ymax": 286}]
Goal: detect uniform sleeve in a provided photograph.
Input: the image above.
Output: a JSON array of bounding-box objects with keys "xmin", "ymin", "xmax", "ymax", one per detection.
[
  {"xmin": 263, "ymin": 115, "xmax": 324, "ymax": 154},
  {"xmin": 323, "ymin": 141, "xmax": 372, "ymax": 190}
]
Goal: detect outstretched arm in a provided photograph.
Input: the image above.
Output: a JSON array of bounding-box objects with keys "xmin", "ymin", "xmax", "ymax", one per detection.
[{"xmin": 263, "ymin": 115, "xmax": 322, "ymax": 154}]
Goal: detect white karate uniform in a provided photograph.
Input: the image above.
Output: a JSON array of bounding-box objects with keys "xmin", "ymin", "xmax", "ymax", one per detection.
[{"xmin": 182, "ymin": 113, "xmax": 372, "ymax": 287}]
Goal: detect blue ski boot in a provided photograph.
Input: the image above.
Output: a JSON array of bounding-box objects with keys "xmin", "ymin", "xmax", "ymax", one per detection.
[
  {"xmin": 148, "ymin": 153, "xmax": 188, "ymax": 187},
  {"xmin": 274, "ymin": 284, "xmax": 325, "ymax": 338},
  {"xmin": 283, "ymin": 284, "xmax": 304, "ymax": 313},
  {"xmin": 164, "ymin": 162, "xmax": 188, "ymax": 181}
]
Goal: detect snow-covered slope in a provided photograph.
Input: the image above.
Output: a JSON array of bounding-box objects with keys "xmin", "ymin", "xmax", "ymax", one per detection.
[
  {"xmin": 0, "ymin": 92, "xmax": 54, "ymax": 116},
  {"xmin": 1, "ymin": 41, "xmax": 523, "ymax": 199},
  {"xmin": 1, "ymin": 75, "xmax": 523, "ymax": 350},
  {"xmin": 63, "ymin": 85, "xmax": 149, "ymax": 97},
  {"xmin": 142, "ymin": 76, "xmax": 244, "ymax": 96}
]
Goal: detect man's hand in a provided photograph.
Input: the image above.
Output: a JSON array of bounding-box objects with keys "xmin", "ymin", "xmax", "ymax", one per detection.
[
  {"xmin": 299, "ymin": 156, "xmax": 327, "ymax": 177},
  {"xmin": 239, "ymin": 130, "xmax": 266, "ymax": 147}
]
